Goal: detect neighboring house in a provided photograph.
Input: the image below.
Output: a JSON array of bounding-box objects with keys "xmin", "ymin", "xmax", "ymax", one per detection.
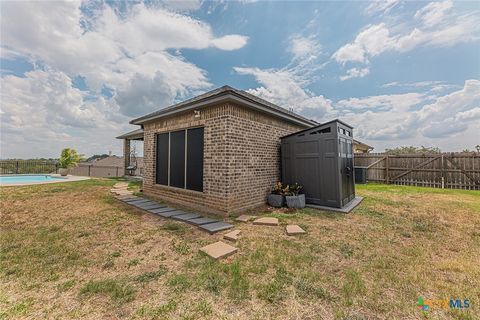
[
  {"xmin": 93, "ymin": 155, "xmax": 144, "ymax": 170},
  {"xmin": 353, "ymin": 139, "xmax": 373, "ymax": 153},
  {"xmin": 118, "ymin": 85, "xmax": 316, "ymax": 215},
  {"xmin": 92, "ymin": 155, "xmax": 124, "ymax": 167},
  {"xmin": 70, "ymin": 156, "xmax": 143, "ymax": 177}
]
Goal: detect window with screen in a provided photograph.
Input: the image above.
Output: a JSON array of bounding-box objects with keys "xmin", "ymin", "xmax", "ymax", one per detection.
[
  {"xmin": 155, "ymin": 128, "xmax": 204, "ymax": 192},
  {"xmin": 186, "ymin": 128, "xmax": 204, "ymax": 191},
  {"xmin": 156, "ymin": 133, "xmax": 169, "ymax": 185}
]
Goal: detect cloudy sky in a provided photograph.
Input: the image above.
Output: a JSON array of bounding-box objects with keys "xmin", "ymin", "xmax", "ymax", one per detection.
[{"xmin": 1, "ymin": 0, "xmax": 479, "ymax": 158}]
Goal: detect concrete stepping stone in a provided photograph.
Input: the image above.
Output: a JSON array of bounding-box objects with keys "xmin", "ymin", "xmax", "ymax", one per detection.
[
  {"xmin": 172, "ymin": 213, "xmax": 202, "ymax": 221},
  {"xmin": 200, "ymin": 241, "xmax": 238, "ymax": 259},
  {"xmin": 224, "ymin": 229, "xmax": 241, "ymax": 241},
  {"xmin": 114, "ymin": 190, "xmax": 132, "ymax": 195},
  {"xmin": 187, "ymin": 217, "xmax": 219, "ymax": 226},
  {"xmin": 146, "ymin": 204, "xmax": 167, "ymax": 211},
  {"xmin": 123, "ymin": 198, "xmax": 144, "ymax": 203},
  {"xmin": 253, "ymin": 217, "xmax": 279, "ymax": 226},
  {"xmin": 130, "ymin": 200, "xmax": 156, "ymax": 206},
  {"xmin": 114, "ymin": 182, "xmax": 128, "ymax": 187},
  {"xmin": 131, "ymin": 203, "xmax": 158, "ymax": 209},
  {"xmin": 127, "ymin": 199, "xmax": 152, "ymax": 205},
  {"xmin": 236, "ymin": 215, "xmax": 254, "ymax": 222},
  {"xmin": 116, "ymin": 192, "xmax": 133, "ymax": 197},
  {"xmin": 131, "ymin": 200, "xmax": 157, "ymax": 205},
  {"xmin": 198, "ymin": 221, "xmax": 234, "ymax": 234},
  {"xmin": 135, "ymin": 203, "xmax": 165, "ymax": 210},
  {"xmin": 286, "ymin": 225, "xmax": 306, "ymax": 235},
  {"xmin": 112, "ymin": 186, "xmax": 128, "ymax": 190},
  {"xmin": 112, "ymin": 185, "xmax": 129, "ymax": 189},
  {"xmin": 158, "ymin": 210, "xmax": 187, "ymax": 218},
  {"xmin": 149, "ymin": 207, "xmax": 177, "ymax": 215},
  {"xmin": 113, "ymin": 189, "xmax": 130, "ymax": 193}
]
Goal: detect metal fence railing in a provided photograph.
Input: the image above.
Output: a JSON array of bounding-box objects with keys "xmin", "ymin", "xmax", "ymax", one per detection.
[
  {"xmin": 0, "ymin": 160, "xmax": 144, "ymax": 178},
  {"xmin": 69, "ymin": 164, "xmax": 144, "ymax": 178},
  {"xmin": 0, "ymin": 160, "xmax": 58, "ymax": 175}
]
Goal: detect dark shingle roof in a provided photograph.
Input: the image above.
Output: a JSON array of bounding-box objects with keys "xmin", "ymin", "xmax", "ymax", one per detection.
[{"xmin": 130, "ymin": 85, "xmax": 317, "ymax": 127}]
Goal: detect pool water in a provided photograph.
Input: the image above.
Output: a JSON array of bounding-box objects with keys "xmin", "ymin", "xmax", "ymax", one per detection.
[{"xmin": 0, "ymin": 175, "xmax": 64, "ymax": 185}]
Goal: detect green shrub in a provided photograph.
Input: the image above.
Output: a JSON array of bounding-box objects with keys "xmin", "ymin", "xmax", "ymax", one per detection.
[{"xmin": 58, "ymin": 148, "xmax": 83, "ymax": 169}]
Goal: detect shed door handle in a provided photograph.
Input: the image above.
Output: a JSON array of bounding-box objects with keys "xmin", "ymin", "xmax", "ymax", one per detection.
[{"xmin": 345, "ymin": 166, "xmax": 351, "ymax": 176}]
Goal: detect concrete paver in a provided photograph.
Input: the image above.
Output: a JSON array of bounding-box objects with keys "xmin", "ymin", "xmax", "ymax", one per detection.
[
  {"xmin": 286, "ymin": 224, "xmax": 306, "ymax": 235},
  {"xmin": 198, "ymin": 221, "xmax": 234, "ymax": 234},
  {"xmin": 200, "ymin": 241, "xmax": 238, "ymax": 259},
  {"xmin": 253, "ymin": 217, "xmax": 279, "ymax": 226},
  {"xmin": 224, "ymin": 229, "xmax": 241, "ymax": 241},
  {"xmin": 235, "ymin": 215, "xmax": 254, "ymax": 222}
]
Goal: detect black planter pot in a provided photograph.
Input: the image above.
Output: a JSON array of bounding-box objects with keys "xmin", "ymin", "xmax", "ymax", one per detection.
[
  {"xmin": 286, "ymin": 194, "xmax": 306, "ymax": 208},
  {"xmin": 267, "ymin": 194, "xmax": 284, "ymax": 207}
]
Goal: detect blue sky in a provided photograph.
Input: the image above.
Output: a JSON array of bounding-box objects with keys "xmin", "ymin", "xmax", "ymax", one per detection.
[{"xmin": 1, "ymin": 0, "xmax": 479, "ymax": 158}]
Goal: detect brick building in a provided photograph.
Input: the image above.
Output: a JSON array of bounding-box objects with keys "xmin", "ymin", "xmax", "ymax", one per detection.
[{"xmin": 118, "ymin": 86, "xmax": 316, "ymax": 215}]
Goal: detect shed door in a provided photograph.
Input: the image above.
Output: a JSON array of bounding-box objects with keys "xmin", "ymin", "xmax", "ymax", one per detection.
[
  {"xmin": 293, "ymin": 138, "xmax": 320, "ymax": 204},
  {"xmin": 320, "ymin": 137, "xmax": 339, "ymax": 207}
]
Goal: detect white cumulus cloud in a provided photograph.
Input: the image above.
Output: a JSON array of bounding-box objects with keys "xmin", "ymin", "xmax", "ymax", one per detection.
[
  {"xmin": 414, "ymin": 0, "xmax": 453, "ymax": 28},
  {"xmin": 333, "ymin": 2, "xmax": 480, "ymax": 65},
  {"xmin": 340, "ymin": 67, "xmax": 370, "ymax": 81},
  {"xmin": 289, "ymin": 35, "xmax": 322, "ymax": 60},
  {"xmin": 0, "ymin": 1, "xmax": 248, "ymax": 157}
]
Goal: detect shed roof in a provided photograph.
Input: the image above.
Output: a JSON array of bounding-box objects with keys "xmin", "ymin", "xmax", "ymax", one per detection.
[
  {"xmin": 130, "ymin": 85, "xmax": 317, "ymax": 127},
  {"xmin": 280, "ymin": 119, "xmax": 353, "ymax": 139}
]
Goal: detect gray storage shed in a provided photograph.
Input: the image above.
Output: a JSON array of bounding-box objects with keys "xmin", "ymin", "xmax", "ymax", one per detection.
[{"xmin": 281, "ymin": 119, "xmax": 356, "ymax": 208}]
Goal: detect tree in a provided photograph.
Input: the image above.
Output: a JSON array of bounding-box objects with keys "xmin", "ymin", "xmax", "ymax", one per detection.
[
  {"xmin": 58, "ymin": 148, "xmax": 84, "ymax": 169},
  {"xmin": 385, "ymin": 146, "xmax": 441, "ymax": 155},
  {"xmin": 86, "ymin": 154, "xmax": 109, "ymax": 162}
]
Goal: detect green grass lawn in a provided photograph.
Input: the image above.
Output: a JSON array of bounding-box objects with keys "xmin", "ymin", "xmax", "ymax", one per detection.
[{"xmin": 1, "ymin": 180, "xmax": 478, "ymax": 319}]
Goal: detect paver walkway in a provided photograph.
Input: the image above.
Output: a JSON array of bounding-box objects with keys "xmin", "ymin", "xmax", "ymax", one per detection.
[{"xmin": 111, "ymin": 184, "xmax": 233, "ymax": 234}]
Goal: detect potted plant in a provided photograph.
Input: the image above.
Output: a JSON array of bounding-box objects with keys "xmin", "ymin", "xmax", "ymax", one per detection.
[
  {"xmin": 267, "ymin": 181, "xmax": 286, "ymax": 207},
  {"xmin": 285, "ymin": 183, "xmax": 305, "ymax": 209},
  {"xmin": 58, "ymin": 148, "xmax": 83, "ymax": 176}
]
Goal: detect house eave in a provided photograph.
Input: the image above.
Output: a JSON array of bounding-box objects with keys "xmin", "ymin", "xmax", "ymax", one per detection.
[
  {"xmin": 116, "ymin": 128, "xmax": 144, "ymax": 140},
  {"xmin": 130, "ymin": 92, "xmax": 317, "ymax": 128}
]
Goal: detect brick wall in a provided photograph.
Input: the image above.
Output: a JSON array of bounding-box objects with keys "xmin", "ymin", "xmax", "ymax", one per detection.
[
  {"xmin": 225, "ymin": 106, "xmax": 304, "ymax": 212},
  {"xmin": 142, "ymin": 103, "xmax": 305, "ymax": 216}
]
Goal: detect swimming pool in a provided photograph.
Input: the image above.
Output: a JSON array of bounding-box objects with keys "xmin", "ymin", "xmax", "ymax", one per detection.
[{"xmin": 0, "ymin": 174, "xmax": 65, "ymax": 185}]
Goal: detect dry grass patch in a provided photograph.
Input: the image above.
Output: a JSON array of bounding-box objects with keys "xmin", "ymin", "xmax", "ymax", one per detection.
[{"xmin": 1, "ymin": 180, "xmax": 478, "ymax": 319}]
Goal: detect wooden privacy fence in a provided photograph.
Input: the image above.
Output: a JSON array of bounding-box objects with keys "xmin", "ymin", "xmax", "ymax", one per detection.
[{"xmin": 354, "ymin": 152, "xmax": 480, "ymax": 190}]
